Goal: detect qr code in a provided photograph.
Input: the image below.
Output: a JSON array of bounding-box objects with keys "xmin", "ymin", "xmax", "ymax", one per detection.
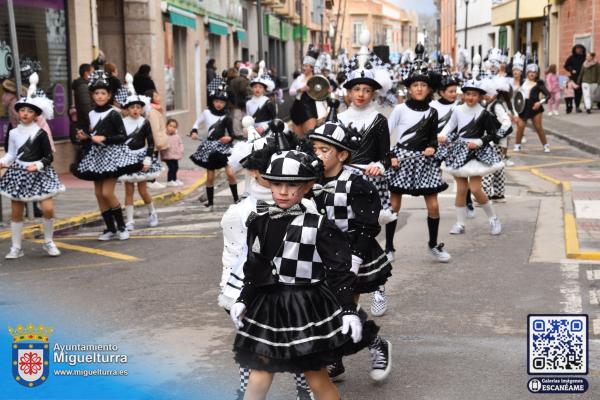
[{"xmin": 528, "ymin": 315, "xmax": 588, "ymax": 374}]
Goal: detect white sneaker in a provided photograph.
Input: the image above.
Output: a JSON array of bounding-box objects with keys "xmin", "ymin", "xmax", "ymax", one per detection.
[
  {"xmin": 449, "ymin": 223, "xmax": 465, "ymax": 235},
  {"xmin": 5, "ymin": 247, "xmax": 24, "ymax": 259},
  {"xmin": 466, "ymin": 207, "xmax": 476, "ymax": 219},
  {"xmin": 175, "ymin": 180, "xmax": 184, "ymax": 186},
  {"xmin": 42, "ymin": 241, "xmax": 61, "ymax": 257},
  {"xmin": 98, "ymin": 230, "xmax": 116, "ymax": 241},
  {"xmin": 505, "ymin": 159, "xmax": 515, "ymax": 167},
  {"xmin": 371, "ymin": 289, "xmax": 388, "ymax": 317},
  {"xmin": 125, "ymin": 221, "xmax": 135, "ymax": 231},
  {"xmin": 147, "ymin": 181, "xmax": 166, "ymax": 190},
  {"xmin": 553, "ymin": 110, "xmax": 559, "ymax": 116},
  {"xmin": 543, "ymin": 144, "xmax": 551, "ymax": 153},
  {"xmin": 148, "ymin": 212, "xmax": 159, "ymax": 227},
  {"xmin": 201, "ymin": 204, "xmax": 214, "ymax": 212},
  {"xmin": 546, "ymin": 111, "xmax": 553, "ymax": 117},
  {"xmin": 522, "ymin": 137, "xmax": 528, "ymax": 144},
  {"xmin": 490, "ymin": 217, "xmax": 502, "ymax": 235},
  {"xmin": 117, "ymin": 229, "xmax": 129, "ymax": 240},
  {"xmin": 166, "ymin": 181, "xmax": 178, "ymax": 187},
  {"xmin": 429, "ymin": 243, "xmax": 451, "ymax": 263},
  {"xmin": 513, "ymin": 144, "xmax": 522, "ymax": 152},
  {"xmin": 386, "ymin": 250, "xmax": 395, "ymax": 262}
]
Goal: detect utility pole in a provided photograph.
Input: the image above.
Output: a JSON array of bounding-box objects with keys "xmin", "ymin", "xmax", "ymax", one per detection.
[
  {"xmin": 299, "ymin": 0, "xmax": 304, "ymax": 66},
  {"xmin": 257, "ymin": 0, "xmax": 264, "ymax": 61},
  {"xmin": 464, "ymin": 0, "xmax": 469, "ymax": 49},
  {"xmin": 514, "ymin": 0, "xmax": 520, "ymax": 54}
]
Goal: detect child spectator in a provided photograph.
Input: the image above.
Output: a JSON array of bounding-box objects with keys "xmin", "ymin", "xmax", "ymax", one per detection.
[
  {"xmin": 161, "ymin": 118, "xmax": 184, "ymax": 186},
  {"xmin": 563, "ymin": 77, "xmax": 579, "ymax": 114},
  {"xmin": 545, "ymin": 64, "xmax": 561, "ymax": 116}
]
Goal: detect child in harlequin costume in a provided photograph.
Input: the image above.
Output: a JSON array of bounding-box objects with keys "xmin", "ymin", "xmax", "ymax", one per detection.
[
  {"xmin": 219, "ymin": 122, "xmax": 313, "ymax": 400},
  {"xmin": 309, "ymin": 120, "xmax": 392, "ymax": 382},
  {"xmin": 230, "ymin": 150, "xmax": 372, "ymax": 400},
  {"xmin": 71, "ymin": 70, "xmax": 142, "ymax": 241},
  {"xmin": 0, "ymin": 75, "xmax": 65, "ymax": 259},
  {"xmin": 481, "ymin": 76, "xmax": 514, "ymax": 201},
  {"xmin": 118, "ymin": 76, "xmax": 163, "ymax": 230},
  {"xmin": 190, "ymin": 84, "xmax": 242, "ymax": 211},
  {"xmin": 337, "ymin": 29, "xmax": 395, "ymax": 317},
  {"xmin": 438, "ymin": 78, "xmax": 504, "ymax": 236},
  {"xmin": 386, "ymin": 45, "xmax": 451, "ymax": 265}
]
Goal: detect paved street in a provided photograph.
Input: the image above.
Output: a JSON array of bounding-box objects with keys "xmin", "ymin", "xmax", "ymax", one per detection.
[{"xmin": 1, "ymin": 125, "xmax": 600, "ymax": 399}]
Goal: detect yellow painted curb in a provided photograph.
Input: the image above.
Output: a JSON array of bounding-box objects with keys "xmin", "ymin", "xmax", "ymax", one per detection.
[
  {"xmin": 0, "ymin": 175, "xmax": 206, "ymax": 241},
  {"xmin": 564, "ymin": 213, "xmax": 580, "ymax": 257},
  {"xmin": 529, "ymin": 168, "xmax": 562, "ymax": 186}
]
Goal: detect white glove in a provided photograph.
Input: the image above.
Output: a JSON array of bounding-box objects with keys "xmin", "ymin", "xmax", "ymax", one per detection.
[
  {"xmin": 369, "ymin": 161, "xmax": 385, "ymax": 175},
  {"xmin": 341, "ymin": 314, "xmax": 362, "ymax": 343},
  {"xmin": 350, "ymin": 255, "xmax": 362, "ymax": 275},
  {"xmin": 230, "ymin": 302, "xmax": 246, "ymax": 329},
  {"xmin": 473, "ymin": 139, "xmax": 484, "ymax": 148}
]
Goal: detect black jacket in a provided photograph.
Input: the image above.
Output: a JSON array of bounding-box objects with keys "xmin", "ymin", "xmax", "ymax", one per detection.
[
  {"xmin": 564, "ymin": 44, "xmax": 587, "ymax": 80},
  {"xmin": 17, "ymin": 129, "xmax": 53, "ymax": 167},
  {"xmin": 72, "ymin": 77, "xmax": 92, "ymax": 130},
  {"xmin": 133, "ymin": 75, "xmax": 157, "ymax": 96},
  {"xmin": 126, "ymin": 119, "xmax": 155, "ymax": 157},
  {"xmin": 88, "ymin": 109, "xmax": 128, "ymax": 145},
  {"xmin": 351, "ymin": 113, "xmax": 391, "ymax": 167}
]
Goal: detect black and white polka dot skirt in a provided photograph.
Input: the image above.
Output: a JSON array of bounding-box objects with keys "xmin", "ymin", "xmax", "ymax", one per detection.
[
  {"xmin": 71, "ymin": 143, "xmax": 143, "ymax": 181},
  {"xmin": 387, "ymin": 147, "xmax": 448, "ymax": 196},
  {"xmin": 442, "ymin": 141, "xmax": 504, "ymax": 178},
  {"xmin": 190, "ymin": 140, "xmax": 232, "ymax": 170},
  {"xmin": 0, "ymin": 165, "xmax": 65, "ymax": 202},
  {"xmin": 118, "ymin": 149, "xmax": 164, "ymax": 183}
]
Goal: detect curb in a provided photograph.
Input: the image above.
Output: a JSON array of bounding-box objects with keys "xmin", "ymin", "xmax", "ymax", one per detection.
[
  {"xmin": 530, "ymin": 168, "xmax": 600, "ymax": 261},
  {"xmin": 542, "ymin": 124, "xmax": 600, "ymax": 157},
  {"xmin": 0, "ymin": 175, "xmax": 206, "ymax": 241}
]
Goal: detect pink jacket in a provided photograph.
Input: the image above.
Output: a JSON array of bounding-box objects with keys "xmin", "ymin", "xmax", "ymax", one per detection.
[
  {"xmin": 563, "ymin": 80, "xmax": 579, "ymax": 98},
  {"xmin": 160, "ymin": 133, "xmax": 184, "ymax": 160},
  {"xmin": 545, "ymin": 73, "xmax": 560, "ymax": 94}
]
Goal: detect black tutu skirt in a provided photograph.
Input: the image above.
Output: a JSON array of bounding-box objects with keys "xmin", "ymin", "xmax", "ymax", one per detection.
[
  {"xmin": 190, "ymin": 140, "xmax": 232, "ymax": 170},
  {"xmin": 71, "ymin": 143, "xmax": 143, "ymax": 181},
  {"xmin": 0, "ymin": 164, "xmax": 65, "ymax": 202},
  {"xmin": 290, "ymin": 93, "xmax": 318, "ymax": 125},
  {"xmin": 356, "ymin": 245, "xmax": 393, "ymax": 294},
  {"xmin": 387, "ymin": 147, "xmax": 448, "ymax": 196},
  {"xmin": 518, "ymin": 99, "xmax": 544, "ymax": 120},
  {"xmin": 119, "ymin": 149, "xmax": 164, "ymax": 183},
  {"xmin": 234, "ymin": 283, "xmax": 377, "ymax": 373}
]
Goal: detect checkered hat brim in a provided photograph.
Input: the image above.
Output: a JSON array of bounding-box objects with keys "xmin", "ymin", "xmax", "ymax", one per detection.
[
  {"xmin": 309, "ymin": 122, "xmax": 357, "ymax": 152},
  {"xmin": 262, "ymin": 150, "xmax": 319, "ymax": 181}
]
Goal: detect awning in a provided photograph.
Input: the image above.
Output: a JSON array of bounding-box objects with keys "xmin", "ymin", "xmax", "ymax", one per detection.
[
  {"xmin": 208, "ymin": 19, "xmax": 229, "ymax": 36},
  {"xmin": 236, "ymin": 29, "xmax": 247, "ymax": 41},
  {"xmin": 168, "ymin": 5, "xmax": 196, "ymax": 29}
]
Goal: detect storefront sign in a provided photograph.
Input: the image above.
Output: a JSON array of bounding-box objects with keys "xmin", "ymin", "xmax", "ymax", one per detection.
[{"xmin": 264, "ymin": 15, "xmax": 281, "ymax": 39}]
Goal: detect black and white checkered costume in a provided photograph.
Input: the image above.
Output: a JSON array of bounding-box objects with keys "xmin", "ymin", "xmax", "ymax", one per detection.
[
  {"xmin": 439, "ymin": 103, "xmax": 504, "ymax": 177},
  {"xmin": 313, "ymin": 168, "xmax": 392, "ymax": 293},
  {"xmin": 387, "ymin": 101, "xmax": 448, "ymax": 195},
  {"xmin": 118, "ymin": 117, "xmax": 164, "ymax": 182},
  {"xmin": 71, "ymin": 107, "xmax": 142, "ymax": 181},
  {"xmin": 429, "ymin": 99, "xmax": 458, "ymax": 162},
  {"xmin": 114, "ymin": 86, "xmax": 129, "ymax": 106},
  {"xmin": 0, "ymin": 124, "xmax": 64, "ymax": 201},
  {"xmin": 190, "ymin": 110, "xmax": 237, "ymax": 170},
  {"xmin": 207, "ymin": 77, "xmax": 224, "ymax": 94},
  {"xmin": 340, "ymin": 52, "xmax": 391, "ymax": 77},
  {"xmin": 234, "ymin": 204, "xmax": 373, "ymax": 373},
  {"xmin": 482, "ymin": 100, "xmax": 512, "ymax": 197}
]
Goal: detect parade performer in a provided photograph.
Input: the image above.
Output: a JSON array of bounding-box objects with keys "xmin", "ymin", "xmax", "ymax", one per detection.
[
  {"xmin": 230, "ymin": 150, "xmax": 370, "ymax": 400},
  {"xmin": 289, "ymin": 46, "xmax": 321, "ymax": 136},
  {"xmin": 514, "ymin": 61, "xmax": 551, "ymax": 153},
  {"xmin": 246, "ymin": 61, "xmax": 277, "ymax": 133},
  {"xmin": 190, "ymin": 84, "xmax": 241, "ymax": 211},
  {"xmin": 118, "ymin": 83, "xmax": 162, "ymax": 230},
  {"xmin": 0, "ymin": 76, "xmax": 64, "ymax": 259},
  {"xmin": 337, "ymin": 30, "xmax": 394, "ymax": 317},
  {"xmin": 219, "ymin": 124, "xmax": 313, "ymax": 400},
  {"xmin": 438, "ymin": 78, "xmax": 503, "ymax": 236},
  {"xmin": 71, "ymin": 70, "xmax": 142, "ymax": 241},
  {"xmin": 482, "ymin": 77, "xmax": 514, "ymax": 201},
  {"xmin": 310, "ymin": 121, "xmax": 392, "ymax": 382},
  {"xmin": 386, "ymin": 47, "xmax": 451, "ymax": 264}
]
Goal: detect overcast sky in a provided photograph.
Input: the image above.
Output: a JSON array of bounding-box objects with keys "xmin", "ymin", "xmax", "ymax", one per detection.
[{"xmin": 390, "ymin": 0, "xmax": 437, "ymax": 15}]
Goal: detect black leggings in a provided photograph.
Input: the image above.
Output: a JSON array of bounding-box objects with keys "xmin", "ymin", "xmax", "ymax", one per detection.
[{"xmin": 165, "ymin": 159, "xmax": 179, "ymax": 181}]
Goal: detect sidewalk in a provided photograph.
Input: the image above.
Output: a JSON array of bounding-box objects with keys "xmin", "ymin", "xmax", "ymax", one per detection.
[
  {"xmin": 528, "ymin": 104, "xmax": 600, "ymax": 259},
  {"xmin": 542, "ymin": 103, "xmax": 600, "ymax": 156},
  {"xmin": 0, "ymin": 134, "xmax": 206, "ymax": 239}
]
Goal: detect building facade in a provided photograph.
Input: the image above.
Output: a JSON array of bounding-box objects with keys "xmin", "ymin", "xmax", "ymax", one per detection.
[
  {"xmin": 437, "ymin": 0, "xmax": 457, "ymax": 60},
  {"xmin": 456, "ymin": 0, "xmax": 500, "ymax": 63},
  {"xmin": 557, "ymin": 0, "xmax": 600, "ymax": 74}
]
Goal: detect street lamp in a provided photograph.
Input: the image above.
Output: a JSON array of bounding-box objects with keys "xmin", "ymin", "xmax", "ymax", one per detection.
[{"xmin": 464, "ymin": 0, "xmax": 469, "ymax": 50}]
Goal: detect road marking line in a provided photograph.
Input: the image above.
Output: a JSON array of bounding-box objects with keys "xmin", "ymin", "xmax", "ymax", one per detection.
[
  {"xmin": 511, "ymin": 159, "xmax": 596, "ymax": 171},
  {"xmin": 54, "ymin": 234, "xmax": 216, "ymax": 241},
  {"xmin": 509, "ymin": 151, "xmax": 587, "ymax": 160},
  {"xmin": 560, "ymin": 263, "xmax": 582, "ymax": 313},
  {"xmin": 594, "ymin": 319, "xmax": 600, "ymax": 336},
  {"xmin": 0, "ymin": 262, "xmax": 115, "ymax": 276},
  {"xmin": 31, "ymin": 240, "xmax": 140, "ymax": 262},
  {"xmin": 587, "ymin": 270, "xmax": 600, "ymax": 281},
  {"xmin": 590, "ymin": 290, "xmax": 599, "ymax": 305}
]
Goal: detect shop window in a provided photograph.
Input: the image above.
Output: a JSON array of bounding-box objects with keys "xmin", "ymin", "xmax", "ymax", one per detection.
[
  {"xmin": 164, "ymin": 22, "xmax": 187, "ymax": 111},
  {"xmin": 0, "ymin": 1, "xmax": 70, "ymax": 141}
]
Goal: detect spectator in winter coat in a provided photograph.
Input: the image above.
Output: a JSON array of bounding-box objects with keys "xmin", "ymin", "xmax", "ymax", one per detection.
[
  {"xmin": 544, "ymin": 64, "xmax": 561, "ymax": 115},
  {"xmin": 72, "ymin": 63, "xmax": 94, "ymax": 130},
  {"xmin": 577, "ymin": 52, "xmax": 600, "ymax": 114},
  {"xmin": 564, "ymin": 44, "xmax": 586, "ymax": 113},
  {"xmin": 133, "ymin": 64, "xmax": 157, "ymax": 96}
]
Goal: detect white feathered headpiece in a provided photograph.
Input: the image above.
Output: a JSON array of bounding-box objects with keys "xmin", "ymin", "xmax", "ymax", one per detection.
[{"xmin": 15, "ymin": 72, "xmax": 54, "ymax": 120}]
